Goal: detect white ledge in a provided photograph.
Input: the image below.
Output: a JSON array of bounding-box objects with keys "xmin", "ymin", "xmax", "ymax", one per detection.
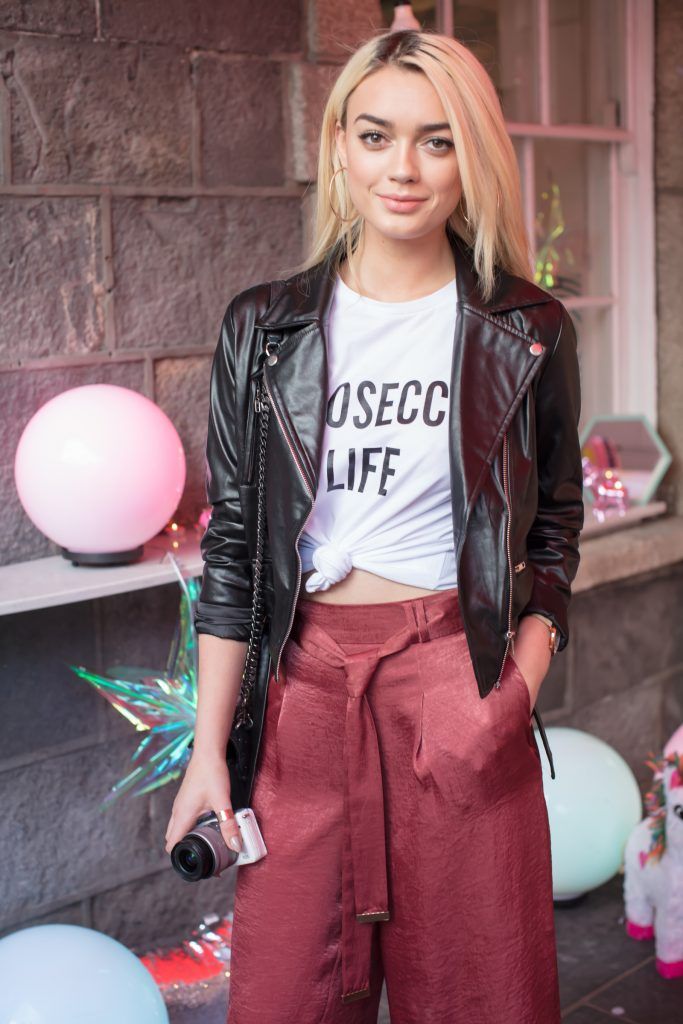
[
  {"xmin": 1, "ymin": 511, "xmax": 681, "ymax": 616},
  {"xmin": 0, "ymin": 534, "xmax": 204, "ymax": 616},
  {"xmin": 574, "ymin": 511, "xmax": 683, "ymax": 593}
]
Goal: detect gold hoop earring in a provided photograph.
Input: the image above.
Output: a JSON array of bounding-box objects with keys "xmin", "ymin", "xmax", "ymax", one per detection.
[{"xmin": 328, "ymin": 166, "xmax": 357, "ymax": 223}]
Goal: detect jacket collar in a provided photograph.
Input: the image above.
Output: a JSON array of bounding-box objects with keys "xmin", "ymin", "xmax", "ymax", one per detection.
[{"xmin": 254, "ymin": 228, "xmax": 554, "ymax": 330}]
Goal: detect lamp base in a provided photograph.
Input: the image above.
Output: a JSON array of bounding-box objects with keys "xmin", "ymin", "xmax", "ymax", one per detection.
[{"xmin": 60, "ymin": 545, "xmax": 144, "ymax": 566}]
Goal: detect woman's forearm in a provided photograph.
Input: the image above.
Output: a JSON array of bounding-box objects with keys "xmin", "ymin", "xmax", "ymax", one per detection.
[
  {"xmin": 191, "ymin": 633, "xmax": 249, "ymax": 760},
  {"xmin": 510, "ymin": 614, "xmax": 553, "ymax": 709}
]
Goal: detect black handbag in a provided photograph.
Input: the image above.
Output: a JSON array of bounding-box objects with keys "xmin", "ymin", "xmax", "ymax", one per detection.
[{"xmin": 225, "ymin": 365, "xmax": 274, "ymax": 811}]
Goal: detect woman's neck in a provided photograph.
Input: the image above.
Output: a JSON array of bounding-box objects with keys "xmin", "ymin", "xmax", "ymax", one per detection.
[{"xmin": 340, "ymin": 228, "xmax": 456, "ymax": 302}]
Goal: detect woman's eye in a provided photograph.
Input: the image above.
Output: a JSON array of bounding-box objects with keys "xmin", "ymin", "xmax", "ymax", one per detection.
[
  {"xmin": 359, "ymin": 130, "xmax": 385, "ymax": 146},
  {"xmin": 426, "ymin": 137, "xmax": 454, "ymax": 152}
]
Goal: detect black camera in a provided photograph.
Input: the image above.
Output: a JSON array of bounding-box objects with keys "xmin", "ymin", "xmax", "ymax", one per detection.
[{"xmin": 170, "ymin": 807, "xmax": 268, "ymax": 881}]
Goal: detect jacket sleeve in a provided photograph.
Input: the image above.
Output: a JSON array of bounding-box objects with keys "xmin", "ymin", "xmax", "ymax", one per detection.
[
  {"xmin": 522, "ymin": 300, "xmax": 584, "ymax": 651},
  {"xmin": 193, "ymin": 297, "xmax": 253, "ymax": 642}
]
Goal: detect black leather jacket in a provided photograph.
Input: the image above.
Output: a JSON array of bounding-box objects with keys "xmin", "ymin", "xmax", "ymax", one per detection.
[{"xmin": 194, "ymin": 230, "xmax": 584, "ymax": 774}]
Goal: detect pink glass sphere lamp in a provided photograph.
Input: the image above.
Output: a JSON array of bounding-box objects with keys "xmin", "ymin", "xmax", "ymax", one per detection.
[{"xmin": 14, "ymin": 384, "xmax": 186, "ymax": 566}]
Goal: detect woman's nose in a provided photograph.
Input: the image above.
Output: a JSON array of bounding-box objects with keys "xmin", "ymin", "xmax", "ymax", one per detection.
[{"xmin": 389, "ymin": 143, "xmax": 420, "ymax": 181}]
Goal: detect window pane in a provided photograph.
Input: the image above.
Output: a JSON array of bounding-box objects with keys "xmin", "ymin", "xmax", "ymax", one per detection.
[
  {"xmin": 381, "ymin": 2, "xmax": 538, "ymax": 120},
  {"xmin": 450, "ymin": 1, "xmax": 538, "ymax": 121},
  {"xmin": 380, "ymin": 0, "xmax": 437, "ymax": 30},
  {"xmin": 549, "ymin": 0, "xmax": 625, "ymax": 126},
  {"xmin": 534, "ymin": 139, "xmax": 612, "ymax": 298},
  {"xmin": 414, "ymin": 0, "xmax": 438, "ymax": 29},
  {"xmin": 573, "ymin": 306, "xmax": 614, "ymax": 434}
]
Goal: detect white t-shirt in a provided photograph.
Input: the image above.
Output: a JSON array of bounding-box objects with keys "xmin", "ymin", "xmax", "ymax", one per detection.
[{"xmin": 299, "ymin": 271, "xmax": 459, "ymax": 594}]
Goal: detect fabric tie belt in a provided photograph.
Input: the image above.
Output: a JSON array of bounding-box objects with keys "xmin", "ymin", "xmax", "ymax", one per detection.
[{"xmin": 292, "ymin": 595, "xmax": 458, "ymax": 1003}]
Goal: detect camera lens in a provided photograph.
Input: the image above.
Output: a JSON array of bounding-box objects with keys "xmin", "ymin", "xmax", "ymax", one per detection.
[
  {"xmin": 179, "ymin": 849, "xmax": 198, "ymax": 870},
  {"xmin": 170, "ymin": 834, "xmax": 214, "ymax": 881}
]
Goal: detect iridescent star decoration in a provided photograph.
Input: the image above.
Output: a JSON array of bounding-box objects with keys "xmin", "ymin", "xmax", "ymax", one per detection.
[{"xmin": 67, "ymin": 554, "xmax": 200, "ymax": 810}]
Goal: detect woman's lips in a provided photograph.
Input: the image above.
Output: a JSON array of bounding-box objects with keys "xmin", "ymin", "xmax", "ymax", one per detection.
[{"xmin": 376, "ymin": 194, "xmax": 428, "ymax": 213}]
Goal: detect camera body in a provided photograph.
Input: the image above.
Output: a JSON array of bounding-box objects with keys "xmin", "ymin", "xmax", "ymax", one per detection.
[{"xmin": 170, "ymin": 807, "xmax": 268, "ymax": 882}]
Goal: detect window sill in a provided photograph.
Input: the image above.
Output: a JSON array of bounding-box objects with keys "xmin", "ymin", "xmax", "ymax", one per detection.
[
  {"xmin": 0, "ymin": 534, "xmax": 204, "ymax": 616},
  {"xmin": 1, "ymin": 508, "xmax": 680, "ymax": 616},
  {"xmin": 574, "ymin": 507, "xmax": 683, "ymax": 594},
  {"xmin": 580, "ymin": 499, "xmax": 668, "ymax": 540}
]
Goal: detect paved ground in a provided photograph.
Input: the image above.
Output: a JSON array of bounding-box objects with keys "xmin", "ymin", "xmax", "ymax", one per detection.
[
  {"xmin": 167, "ymin": 872, "xmax": 683, "ymax": 1023},
  {"xmin": 553, "ymin": 872, "xmax": 682, "ymax": 1023}
]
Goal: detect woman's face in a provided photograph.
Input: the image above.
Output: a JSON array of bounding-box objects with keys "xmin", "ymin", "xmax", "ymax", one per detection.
[{"xmin": 335, "ymin": 65, "xmax": 462, "ymax": 242}]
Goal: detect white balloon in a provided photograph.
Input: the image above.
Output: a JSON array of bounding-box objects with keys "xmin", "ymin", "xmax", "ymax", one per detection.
[
  {"xmin": 537, "ymin": 726, "xmax": 643, "ymax": 899},
  {"xmin": 0, "ymin": 924, "xmax": 169, "ymax": 1023}
]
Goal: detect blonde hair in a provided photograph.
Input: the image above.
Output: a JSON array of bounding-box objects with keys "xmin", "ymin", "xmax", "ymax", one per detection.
[{"xmin": 285, "ymin": 28, "xmax": 534, "ymax": 303}]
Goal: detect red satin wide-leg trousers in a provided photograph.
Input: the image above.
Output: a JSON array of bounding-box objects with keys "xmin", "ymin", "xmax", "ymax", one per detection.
[{"xmin": 226, "ymin": 586, "xmax": 561, "ymax": 1024}]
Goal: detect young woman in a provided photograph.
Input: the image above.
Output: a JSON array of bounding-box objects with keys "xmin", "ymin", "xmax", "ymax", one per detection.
[{"xmin": 165, "ymin": 27, "xmax": 583, "ymax": 1024}]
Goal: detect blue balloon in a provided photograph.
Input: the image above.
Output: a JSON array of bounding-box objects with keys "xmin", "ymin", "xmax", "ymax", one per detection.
[
  {"xmin": 538, "ymin": 726, "xmax": 643, "ymax": 899},
  {"xmin": 0, "ymin": 924, "xmax": 169, "ymax": 1023}
]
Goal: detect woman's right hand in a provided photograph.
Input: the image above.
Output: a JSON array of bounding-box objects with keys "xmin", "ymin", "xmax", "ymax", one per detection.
[{"xmin": 164, "ymin": 750, "xmax": 243, "ymax": 856}]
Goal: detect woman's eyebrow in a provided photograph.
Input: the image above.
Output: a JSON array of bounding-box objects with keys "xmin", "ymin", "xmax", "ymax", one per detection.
[{"xmin": 353, "ymin": 113, "xmax": 452, "ymax": 132}]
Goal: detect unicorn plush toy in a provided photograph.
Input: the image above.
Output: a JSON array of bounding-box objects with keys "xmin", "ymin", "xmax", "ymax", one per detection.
[{"xmin": 623, "ymin": 751, "xmax": 683, "ymax": 978}]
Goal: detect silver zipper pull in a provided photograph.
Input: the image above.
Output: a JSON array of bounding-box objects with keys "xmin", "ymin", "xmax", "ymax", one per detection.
[{"xmin": 265, "ymin": 337, "xmax": 280, "ymax": 365}]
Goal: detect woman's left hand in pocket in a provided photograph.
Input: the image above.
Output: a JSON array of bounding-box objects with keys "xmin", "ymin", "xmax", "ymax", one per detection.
[{"xmin": 510, "ymin": 615, "xmax": 553, "ymax": 712}]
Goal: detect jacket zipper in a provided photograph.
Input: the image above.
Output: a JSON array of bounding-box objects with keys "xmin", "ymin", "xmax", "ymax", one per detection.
[
  {"xmin": 244, "ymin": 378, "xmax": 258, "ymax": 484},
  {"xmin": 261, "ymin": 364, "xmax": 314, "ymax": 683},
  {"xmin": 494, "ymin": 429, "xmax": 516, "ymax": 689},
  {"xmin": 494, "ymin": 427, "xmax": 556, "ymax": 778}
]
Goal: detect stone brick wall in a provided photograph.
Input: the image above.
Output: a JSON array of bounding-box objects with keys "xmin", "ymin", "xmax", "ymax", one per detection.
[
  {"xmin": 0, "ymin": 0, "xmax": 383, "ymax": 567},
  {"xmin": 0, "ymin": 0, "xmax": 384, "ymax": 950},
  {"xmin": 536, "ymin": 559, "xmax": 683, "ymax": 796}
]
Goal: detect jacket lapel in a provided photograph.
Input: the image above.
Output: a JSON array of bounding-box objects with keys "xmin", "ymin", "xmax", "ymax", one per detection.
[
  {"xmin": 450, "ymin": 231, "xmax": 555, "ymax": 524},
  {"xmin": 259, "ymin": 319, "xmax": 328, "ymax": 495},
  {"xmin": 255, "ymin": 230, "xmax": 555, "ymax": 519},
  {"xmin": 255, "ymin": 259, "xmax": 335, "ymax": 497}
]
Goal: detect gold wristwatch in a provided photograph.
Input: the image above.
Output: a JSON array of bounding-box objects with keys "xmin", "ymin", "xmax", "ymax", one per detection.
[{"xmin": 524, "ymin": 612, "xmax": 560, "ymax": 656}]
